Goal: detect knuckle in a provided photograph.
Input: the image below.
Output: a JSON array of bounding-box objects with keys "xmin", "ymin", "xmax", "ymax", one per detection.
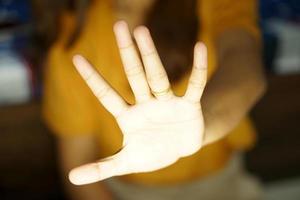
[
  {"xmin": 193, "ymin": 66, "xmax": 207, "ymax": 73},
  {"xmin": 125, "ymin": 65, "xmax": 144, "ymax": 77},
  {"xmin": 147, "ymin": 71, "xmax": 167, "ymax": 83},
  {"xmin": 193, "ymin": 64, "xmax": 207, "ymax": 71},
  {"xmin": 136, "ymin": 92, "xmax": 151, "ymax": 100},
  {"xmin": 83, "ymin": 71, "xmax": 94, "ymax": 81},
  {"xmin": 193, "ymin": 68, "xmax": 207, "ymax": 80},
  {"xmin": 120, "ymin": 43, "xmax": 134, "ymax": 50},
  {"xmin": 95, "ymin": 86, "xmax": 111, "ymax": 98},
  {"xmin": 188, "ymin": 78, "xmax": 206, "ymax": 89},
  {"xmin": 183, "ymin": 95, "xmax": 200, "ymax": 104},
  {"xmin": 142, "ymin": 50, "xmax": 156, "ymax": 57}
]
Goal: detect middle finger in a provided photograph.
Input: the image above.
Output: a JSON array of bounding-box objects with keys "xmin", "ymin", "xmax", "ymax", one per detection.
[{"xmin": 114, "ymin": 21, "xmax": 152, "ymax": 103}]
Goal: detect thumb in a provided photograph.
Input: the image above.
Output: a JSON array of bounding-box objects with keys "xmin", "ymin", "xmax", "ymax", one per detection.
[{"xmin": 69, "ymin": 149, "xmax": 128, "ymax": 185}]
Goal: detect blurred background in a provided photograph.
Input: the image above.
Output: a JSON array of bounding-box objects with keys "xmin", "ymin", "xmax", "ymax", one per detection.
[{"xmin": 0, "ymin": 0, "xmax": 299, "ymax": 199}]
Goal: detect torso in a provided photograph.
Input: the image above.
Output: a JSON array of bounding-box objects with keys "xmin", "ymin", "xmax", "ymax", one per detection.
[{"xmin": 45, "ymin": 0, "xmax": 255, "ymax": 185}]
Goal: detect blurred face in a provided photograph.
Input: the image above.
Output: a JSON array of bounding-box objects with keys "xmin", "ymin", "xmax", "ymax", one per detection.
[{"xmin": 114, "ymin": 0, "xmax": 156, "ymax": 28}]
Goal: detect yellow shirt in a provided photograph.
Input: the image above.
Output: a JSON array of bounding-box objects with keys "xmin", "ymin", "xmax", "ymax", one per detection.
[{"xmin": 43, "ymin": 0, "xmax": 260, "ymax": 185}]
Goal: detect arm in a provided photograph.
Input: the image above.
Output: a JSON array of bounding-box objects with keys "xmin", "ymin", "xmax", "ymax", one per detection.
[
  {"xmin": 57, "ymin": 135, "xmax": 113, "ymax": 200},
  {"xmin": 202, "ymin": 29, "xmax": 267, "ymax": 146}
]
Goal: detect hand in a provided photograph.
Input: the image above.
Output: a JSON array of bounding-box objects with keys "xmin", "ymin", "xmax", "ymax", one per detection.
[{"xmin": 70, "ymin": 21, "xmax": 207, "ymax": 185}]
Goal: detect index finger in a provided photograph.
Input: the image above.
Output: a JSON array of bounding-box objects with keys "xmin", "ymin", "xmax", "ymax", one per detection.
[{"xmin": 73, "ymin": 55, "xmax": 128, "ymax": 117}]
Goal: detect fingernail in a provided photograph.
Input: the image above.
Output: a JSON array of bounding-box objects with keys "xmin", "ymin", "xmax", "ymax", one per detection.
[
  {"xmin": 194, "ymin": 42, "xmax": 207, "ymax": 69},
  {"xmin": 72, "ymin": 55, "xmax": 92, "ymax": 78},
  {"xmin": 113, "ymin": 21, "xmax": 132, "ymax": 48},
  {"xmin": 133, "ymin": 26, "xmax": 154, "ymax": 54}
]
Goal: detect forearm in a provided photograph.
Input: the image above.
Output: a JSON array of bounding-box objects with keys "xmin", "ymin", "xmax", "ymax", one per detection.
[{"xmin": 202, "ymin": 29, "xmax": 266, "ymax": 146}]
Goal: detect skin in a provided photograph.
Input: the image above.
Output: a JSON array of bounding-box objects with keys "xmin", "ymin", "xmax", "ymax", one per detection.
[
  {"xmin": 70, "ymin": 21, "xmax": 207, "ymax": 184},
  {"xmin": 202, "ymin": 28, "xmax": 266, "ymax": 146},
  {"xmin": 56, "ymin": 2, "xmax": 266, "ymax": 200},
  {"xmin": 57, "ymin": 136, "xmax": 113, "ymax": 200}
]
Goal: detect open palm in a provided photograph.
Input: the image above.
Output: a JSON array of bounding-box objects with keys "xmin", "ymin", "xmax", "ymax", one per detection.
[{"xmin": 70, "ymin": 21, "xmax": 207, "ymax": 185}]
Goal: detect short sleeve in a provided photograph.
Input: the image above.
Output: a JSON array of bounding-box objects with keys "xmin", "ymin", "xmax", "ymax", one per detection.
[
  {"xmin": 42, "ymin": 44, "xmax": 98, "ymax": 137},
  {"xmin": 199, "ymin": 0, "xmax": 261, "ymax": 40}
]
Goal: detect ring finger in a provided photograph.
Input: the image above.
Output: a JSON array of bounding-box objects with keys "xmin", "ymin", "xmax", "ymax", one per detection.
[{"xmin": 133, "ymin": 26, "xmax": 173, "ymax": 100}]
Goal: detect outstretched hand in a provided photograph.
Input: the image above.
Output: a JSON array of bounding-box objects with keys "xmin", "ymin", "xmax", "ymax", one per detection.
[{"xmin": 70, "ymin": 21, "xmax": 207, "ymax": 185}]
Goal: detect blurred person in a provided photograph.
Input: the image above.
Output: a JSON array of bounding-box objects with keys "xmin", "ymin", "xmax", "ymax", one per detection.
[{"xmin": 40, "ymin": 0, "xmax": 267, "ymax": 199}]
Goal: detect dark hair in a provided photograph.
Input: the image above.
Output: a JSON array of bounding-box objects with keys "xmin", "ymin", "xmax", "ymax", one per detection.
[
  {"xmin": 146, "ymin": 0, "xmax": 199, "ymax": 81},
  {"xmin": 32, "ymin": 0, "xmax": 198, "ymax": 82}
]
